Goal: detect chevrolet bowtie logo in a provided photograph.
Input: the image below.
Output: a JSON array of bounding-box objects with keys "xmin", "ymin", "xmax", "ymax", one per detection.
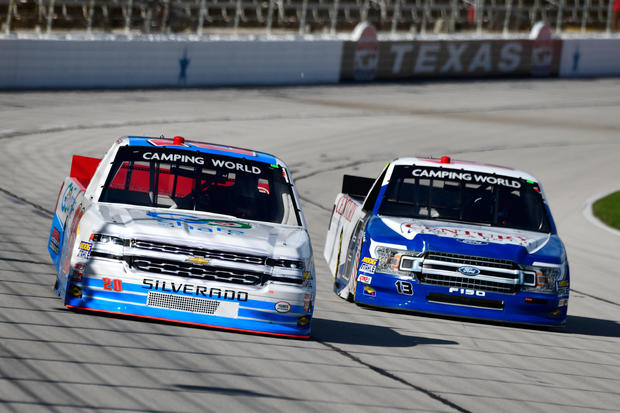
[{"xmin": 187, "ymin": 256, "xmax": 210, "ymax": 265}]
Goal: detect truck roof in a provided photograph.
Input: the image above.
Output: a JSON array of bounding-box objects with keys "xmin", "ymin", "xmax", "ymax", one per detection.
[
  {"xmin": 123, "ymin": 136, "xmax": 279, "ymax": 165},
  {"xmin": 391, "ymin": 156, "xmax": 539, "ymax": 182}
]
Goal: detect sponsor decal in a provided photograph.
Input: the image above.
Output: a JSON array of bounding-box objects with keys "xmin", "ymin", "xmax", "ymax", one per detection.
[
  {"xmin": 49, "ymin": 228, "xmax": 60, "ymax": 254},
  {"xmin": 558, "ymin": 298, "xmax": 568, "ymax": 307},
  {"xmin": 146, "ymin": 212, "xmax": 251, "ymax": 231},
  {"xmin": 357, "ymin": 274, "xmax": 372, "ymax": 284},
  {"xmin": 395, "ymin": 280, "xmax": 413, "ymax": 295},
  {"xmin": 352, "ymin": 23, "xmax": 378, "ymax": 81},
  {"xmin": 457, "ymin": 238, "xmax": 488, "ymax": 245},
  {"xmin": 359, "ymin": 262, "xmax": 377, "ymax": 274},
  {"xmin": 297, "ymin": 315, "xmax": 311, "ymax": 327},
  {"xmin": 69, "ymin": 285, "xmax": 82, "ymax": 298},
  {"xmin": 303, "ymin": 293, "xmax": 313, "ymax": 312},
  {"xmin": 187, "ymin": 256, "xmax": 210, "ymax": 265},
  {"xmin": 362, "ymin": 257, "xmax": 378, "ymax": 265},
  {"xmin": 400, "ymin": 222, "xmax": 533, "ymax": 245},
  {"xmin": 530, "ymin": 22, "xmax": 557, "ymax": 77},
  {"xmin": 143, "ymin": 152, "xmax": 204, "ymax": 165},
  {"xmin": 558, "ymin": 280, "xmax": 569, "ymax": 287},
  {"xmin": 363, "ymin": 285, "xmax": 376, "ymax": 297},
  {"xmin": 458, "ymin": 266, "xmax": 480, "ymax": 276},
  {"xmin": 558, "ymin": 287, "xmax": 570, "ymax": 297},
  {"xmin": 77, "ymin": 241, "xmax": 92, "ymax": 258},
  {"xmin": 412, "ymin": 169, "xmax": 521, "ymax": 188},
  {"xmin": 103, "ymin": 278, "xmax": 122, "ymax": 291},
  {"xmin": 449, "ymin": 287, "xmax": 486, "ymax": 296},
  {"xmin": 341, "ymin": 39, "xmax": 561, "ymax": 81},
  {"xmin": 210, "ymin": 158, "xmax": 261, "ymax": 175},
  {"xmin": 302, "ymin": 271, "xmax": 312, "ymax": 280},
  {"xmin": 335, "ymin": 197, "xmax": 359, "ymax": 222},
  {"xmin": 142, "ymin": 278, "xmax": 248, "ymax": 302},
  {"xmin": 275, "ymin": 301, "xmax": 291, "ymax": 313}
]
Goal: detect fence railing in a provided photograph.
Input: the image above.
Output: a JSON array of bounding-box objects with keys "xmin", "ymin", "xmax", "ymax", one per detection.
[{"xmin": 1, "ymin": 0, "xmax": 618, "ymax": 36}]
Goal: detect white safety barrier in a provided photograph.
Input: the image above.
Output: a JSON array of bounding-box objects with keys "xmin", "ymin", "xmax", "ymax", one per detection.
[
  {"xmin": 559, "ymin": 38, "xmax": 620, "ymax": 77},
  {"xmin": 1, "ymin": 34, "xmax": 619, "ymax": 89},
  {"xmin": 0, "ymin": 37, "xmax": 343, "ymax": 89}
]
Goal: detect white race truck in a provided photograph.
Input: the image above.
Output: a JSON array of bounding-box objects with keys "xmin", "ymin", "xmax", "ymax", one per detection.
[{"xmin": 48, "ymin": 135, "xmax": 315, "ymax": 337}]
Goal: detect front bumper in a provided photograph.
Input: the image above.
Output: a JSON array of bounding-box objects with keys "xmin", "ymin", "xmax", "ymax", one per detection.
[
  {"xmin": 353, "ymin": 272, "xmax": 567, "ymax": 326},
  {"xmin": 64, "ymin": 261, "xmax": 314, "ymax": 338}
]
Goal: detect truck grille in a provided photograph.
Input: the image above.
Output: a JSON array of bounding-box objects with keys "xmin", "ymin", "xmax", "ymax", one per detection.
[
  {"xmin": 419, "ymin": 273, "xmax": 518, "ymax": 294},
  {"xmin": 128, "ymin": 256, "xmax": 267, "ymax": 285},
  {"xmin": 147, "ymin": 291, "xmax": 220, "ymax": 314},
  {"xmin": 425, "ymin": 251, "xmax": 517, "ymax": 272},
  {"xmin": 420, "ymin": 251, "xmax": 519, "ymax": 294},
  {"xmin": 131, "ymin": 240, "xmax": 265, "ymax": 265},
  {"xmin": 146, "ymin": 291, "xmax": 239, "ymax": 317}
]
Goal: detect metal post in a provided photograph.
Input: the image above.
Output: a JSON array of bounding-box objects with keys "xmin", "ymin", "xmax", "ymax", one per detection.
[
  {"xmin": 5, "ymin": 0, "xmax": 14, "ymax": 34},
  {"xmin": 143, "ymin": 4, "xmax": 152, "ymax": 34},
  {"xmin": 161, "ymin": 0, "xmax": 170, "ymax": 33},
  {"xmin": 556, "ymin": 0, "xmax": 564, "ymax": 33},
  {"xmin": 330, "ymin": 0, "xmax": 340, "ymax": 34},
  {"xmin": 421, "ymin": 0, "xmax": 429, "ymax": 34},
  {"xmin": 197, "ymin": 0, "xmax": 206, "ymax": 35},
  {"xmin": 299, "ymin": 0, "xmax": 308, "ymax": 34},
  {"xmin": 46, "ymin": 0, "xmax": 56, "ymax": 34},
  {"xmin": 124, "ymin": 0, "xmax": 133, "ymax": 34},
  {"xmin": 234, "ymin": 0, "xmax": 242, "ymax": 31},
  {"xmin": 476, "ymin": 0, "xmax": 483, "ymax": 35},
  {"xmin": 581, "ymin": 0, "xmax": 591, "ymax": 32},
  {"xmin": 266, "ymin": 0, "xmax": 274, "ymax": 33},
  {"xmin": 361, "ymin": 0, "xmax": 369, "ymax": 23},
  {"xmin": 448, "ymin": 0, "xmax": 457, "ymax": 33},
  {"xmin": 86, "ymin": 0, "xmax": 95, "ymax": 33},
  {"xmin": 503, "ymin": 0, "xmax": 512, "ymax": 35},
  {"xmin": 606, "ymin": 0, "xmax": 614, "ymax": 33},
  {"xmin": 392, "ymin": 0, "xmax": 401, "ymax": 33}
]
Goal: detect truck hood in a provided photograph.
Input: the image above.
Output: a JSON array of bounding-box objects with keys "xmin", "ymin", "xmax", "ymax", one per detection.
[
  {"xmin": 367, "ymin": 216, "xmax": 564, "ymax": 265},
  {"xmin": 89, "ymin": 204, "xmax": 311, "ymax": 259}
]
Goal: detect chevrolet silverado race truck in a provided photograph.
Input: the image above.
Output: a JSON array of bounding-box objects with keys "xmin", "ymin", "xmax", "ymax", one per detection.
[
  {"xmin": 324, "ymin": 156, "xmax": 569, "ymax": 326},
  {"xmin": 48, "ymin": 136, "xmax": 315, "ymax": 338}
]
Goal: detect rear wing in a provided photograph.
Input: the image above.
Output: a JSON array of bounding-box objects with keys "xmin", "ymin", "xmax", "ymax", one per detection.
[{"xmin": 342, "ymin": 174, "xmax": 375, "ymax": 199}]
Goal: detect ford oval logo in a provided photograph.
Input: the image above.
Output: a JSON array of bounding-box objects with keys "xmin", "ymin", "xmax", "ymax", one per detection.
[{"xmin": 458, "ymin": 266, "xmax": 480, "ymax": 276}]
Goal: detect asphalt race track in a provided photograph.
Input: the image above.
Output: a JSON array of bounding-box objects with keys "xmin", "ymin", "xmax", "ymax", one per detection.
[{"xmin": 1, "ymin": 79, "xmax": 620, "ymax": 413}]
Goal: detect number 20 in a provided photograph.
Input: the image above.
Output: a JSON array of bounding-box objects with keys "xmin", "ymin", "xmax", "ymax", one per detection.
[
  {"xmin": 103, "ymin": 278, "xmax": 122, "ymax": 291},
  {"xmin": 395, "ymin": 280, "xmax": 413, "ymax": 295}
]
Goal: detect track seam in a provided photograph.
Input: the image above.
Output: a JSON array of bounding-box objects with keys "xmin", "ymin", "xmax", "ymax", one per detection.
[
  {"xmin": 571, "ymin": 289, "xmax": 620, "ymax": 307},
  {"xmin": 316, "ymin": 339, "xmax": 472, "ymax": 413},
  {"xmin": 0, "ymin": 187, "xmax": 54, "ymax": 216}
]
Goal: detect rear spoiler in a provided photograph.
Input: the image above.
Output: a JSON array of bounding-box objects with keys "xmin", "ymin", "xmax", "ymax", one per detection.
[
  {"xmin": 342, "ymin": 174, "xmax": 375, "ymax": 199},
  {"xmin": 70, "ymin": 155, "xmax": 101, "ymax": 190}
]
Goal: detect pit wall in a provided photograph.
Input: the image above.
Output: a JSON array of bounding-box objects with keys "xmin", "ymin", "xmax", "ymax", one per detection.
[{"xmin": 0, "ymin": 36, "xmax": 618, "ymax": 89}]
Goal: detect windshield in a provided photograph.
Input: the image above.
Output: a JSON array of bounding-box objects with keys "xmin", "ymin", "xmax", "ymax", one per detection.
[
  {"xmin": 378, "ymin": 165, "xmax": 551, "ymax": 233},
  {"xmin": 99, "ymin": 147, "xmax": 301, "ymax": 226}
]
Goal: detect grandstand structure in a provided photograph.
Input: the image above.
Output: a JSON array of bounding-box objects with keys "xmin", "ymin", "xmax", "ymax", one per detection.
[{"xmin": 1, "ymin": 0, "xmax": 617, "ymax": 36}]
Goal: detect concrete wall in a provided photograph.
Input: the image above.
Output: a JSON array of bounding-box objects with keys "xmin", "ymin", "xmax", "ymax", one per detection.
[
  {"xmin": 0, "ymin": 37, "xmax": 343, "ymax": 89},
  {"xmin": 1, "ymin": 35, "xmax": 619, "ymax": 89},
  {"xmin": 559, "ymin": 38, "xmax": 620, "ymax": 77}
]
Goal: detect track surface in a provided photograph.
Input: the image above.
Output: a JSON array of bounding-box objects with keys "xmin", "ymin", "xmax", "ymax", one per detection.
[{"xmin": 1, "ymin": 79, "xmax": 620, "ymax": 412}]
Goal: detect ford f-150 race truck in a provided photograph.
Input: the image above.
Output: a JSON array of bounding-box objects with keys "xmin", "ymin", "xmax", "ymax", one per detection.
[
  {"xmin": 324, "ymin": 156, "xmax": 569, "ymax": 326},
  {"xmin": 48, "ymin": 136, "xmax": 315, "ymax": 338}
]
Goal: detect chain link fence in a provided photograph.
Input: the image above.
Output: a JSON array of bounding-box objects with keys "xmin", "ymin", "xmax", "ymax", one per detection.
[{"xmin": 2, "ymin": 0, "xmax": 618, "ymax": 36}]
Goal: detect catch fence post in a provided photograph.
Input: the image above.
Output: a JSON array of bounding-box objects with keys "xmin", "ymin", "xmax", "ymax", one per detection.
[
  {"xmin": 46, "ymin": 0, "xmax": 56, "ymax": 34},
  {"xmin": 503, "ymin": 0, "xmax": 512, "ymax": 35},
  {"xmin": 605, "ymin": 0, "xmax": 614, "ymax": 33},
  {"xmin": 5, "ymin": 0, "xmax": 14, "ymax": 34},
  {"xmin": 299, "ymin": 0, "xmax": 308, "ymax": 34}
]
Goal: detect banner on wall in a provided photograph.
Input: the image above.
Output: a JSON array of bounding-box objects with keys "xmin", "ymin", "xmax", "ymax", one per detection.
[{"xmin": 341, "ymin": 34, "xmax": 563, "ymax": 81}]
